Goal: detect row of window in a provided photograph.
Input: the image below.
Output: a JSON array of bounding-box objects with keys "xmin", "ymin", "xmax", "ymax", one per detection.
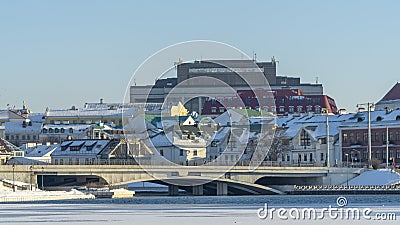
[
  {"xmin": 159, "ymin": 149, "xmax": 186, "ymax": 157},
  {"xmin": 280, "ymin": 105, "xmax": 322, "ymax": 114},
  {"xmin": 54, "ymin": 158, "xmax": 97, "ymax": 165},
  {"xmin": 6, "ymin": 134, "xmax": 38, "ymax": 141},
  {"xmin": 281, "ymin": 153, "xmax": 325, "ymax": 162},
  {"xmin": 49, "ymin": 119, "xmax": 123, "ymax": 125},
  {"xmin": 43, "ymin": 128, "xmax": 74, "ymax": 134},
  {"xmin": 343, "ymin": 131, "xmax": 400, "ymax": 143}
]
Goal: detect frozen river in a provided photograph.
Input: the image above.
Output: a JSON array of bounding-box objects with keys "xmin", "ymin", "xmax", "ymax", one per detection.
[{"xmin": 1, "ymin": 195, "xmax": 399, "ymax": 225}]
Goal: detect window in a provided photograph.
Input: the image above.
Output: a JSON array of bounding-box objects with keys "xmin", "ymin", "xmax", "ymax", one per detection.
[
  {"xmin": 286, "ymin": 155, "xmax": 290, "ymax": 162},
  {"xmin": 320, "ymin": 153, "xmax": 324, "ymax": 161},
  {"xmin": 33, "ymin": 135, "xmax": 36, "ymax": 140},
  {"xmin": 319, "ymin": 138, "xmax": 327, "ymax": 144},
  {"xmin": 315, "ymin": 106, "xmax": 321, "ymax": 114},
  {"xmin": 27, "ymin": 135, "xmax": 30, "ymax": 140},
  {"xmin": 343, "ymin": 133, "xmax": 348, "ymax": 143},
  {"xmin": 309, "ymin": 153, "xmax": 313, "ymax": 162},
  {"xmin": 43, "ymin": 128, "xmax": 47, "ymax": 134},
  {"xmin": 279, "ymin": 106, "xmax": 285, "ymax": 113},
  {"xmin": 219, "ymin": 107, "xmax": 225, "ymax": 113},
  {"xmin": 211, "ymin": 98, "xmax": 216, "ymax": 105},
  {"xmin": 298, "ymin": 154, "xmax": 302, "ymax": 162},
  {"xmin": 50, "ymin": 120, "xmax": 54, "ymax": 124},
  {"xmin": 55, "ymin": 159, "xmax": 58, "ymax": 165},
  {"xmin": 10, "ymin": 135, "xmax": 14, "ymax": 140},
  {"xmin": 300, "ymin": 130, "xmax": 311, "ymax": 148},
  {"xmin": 193, "ymin": 150, "xmax": 198, "ymax": 156},
  {"xmin": 49, "ymin": 128, "xmax": 53, "ymax": 133},
  {"xmin": 75, "ymin": 158, "xmax": 79, "ymax": 165},
  {"xmin": 160, "ymin": 149, "xmax": 164, "ymax": 156},
  {"xmin": 304, "ymin": 154, "xmax": 308, "ymax": 162},
  {"xmin": 363, "ymin": 151, "xmax": 368, "ymax": 160},
  {"xmin": 375, "ymin": 132, "xmax": 380, "ymax": 142},
  {"xmin": 389, "ymin": 131, "xmax": 393, "ymax": 141},
  {"xmin": 356, "ymin": 133, "xmax": 360, "ymax": 142},
  {"xmin": 297, "ymin": 106, "xmax": 303, "ymax": 113},
  {"xmin": 307, "ymin": 105, "xmax": 313, "ymax": 112},
  {"xmin": 382, "ymin": 132, "xmax": 386, "ymax": 142},
  {"xmin": 389, "ymin": 150, "xmax": 394, "ymax": 158},
  {"xmin": 211, "ymin": 107, "xmax": 217, "ymax": 113},
  {"xmin": 22, "ymin": 135, "xmax": 26, "ymax": 140},
  {"xmin": 376, "ymin": 150, "xmax": 381, "ymax": 159},
  {"xmin": 61, "ymin": 128, "xmax": 65, "ymax": 133},
  {"xmin": 180, "ymin": 149, "xmax": 184, "ymax": 156},
  {"xmin": 363, "ymin": 133, "xmax": 367, "ymax": 142},
  {"xmin": 55, "ymin": 128, "xmax": 59, "ymax": 133},
  {"xmin": 69, "ymin": 128, "xmax": 74, "ymax": 133},
  {"xmin": 396, "ymin": 131, "xmax": 400, "ymax": 141},
  {"xmin": 289, "ymin": 106, "xmax": 294, "ymax": 113},
  {"xmin": 5, "ymin": 135, "xmax": 9, "ymax": 140},
  {"xmin": 211, "ymin": 141, "xmax": 217, "ymax": 147},
  {"xmin": 60, "ymin": 159, "xmax": 64, "ymax": 165},
  {"xmin": 349, "ymin": 133, "xmax": 354, "ymax": 143},
  {"xmin": 281, "ymin": 154, "xmax": 285, "ymax": 161},
  {"xmin": 397, "ymin": 149, "xmax": 400, "ymax": 159}
]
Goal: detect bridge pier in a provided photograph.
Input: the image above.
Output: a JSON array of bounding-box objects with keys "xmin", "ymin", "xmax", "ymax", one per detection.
[
  {"xmin": 192, "ymin": 185, "xmax": 204, "ymax": 196},
  {"xmin": 217, "ymin": 182, "xmax": 228, "ymax": 196},
  {"xmin": 168, "ymin": 185, "xmax": 179, "ymax": 196}
]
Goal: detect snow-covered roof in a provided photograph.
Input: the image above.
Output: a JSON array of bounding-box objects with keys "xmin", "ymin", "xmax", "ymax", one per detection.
[
  {"xmin": 28, "ymin": 113, "xmax": 45, "ymax": 123},
  {"xmin": 4, "ymin": 121, "xmax": 42, "ymax": 133},
  {"xmin": 42, "ymin": 124, "xmax": 92, "ymax": 134},
  {"xmin": 25, "ymin": 144, "xmax": 59, "ymax": 157},
  {"xmin": 46, "ymin": 108, "xmax": 124, "ymax": 118},
  {"xmin": 0, "ymin": 110, "xmax": 8, "ymax": 121},
  {"xmin": 346, "ymin": 169, "xmax": 400, "ymax": 186},
  {"xmin": 214, "ymin": 109, "xmax": 246, "ymax": 126},
  {"xmin": 150, "ymin": 132, "xmax": 173, "ymax": 147},
  {"xmin": 51, "ymin": 140, "xmax": 111, "ymax": 156}
]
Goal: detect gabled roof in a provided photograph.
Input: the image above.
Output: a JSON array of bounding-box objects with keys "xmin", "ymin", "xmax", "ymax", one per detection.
[
  {"xmin": 379, "ymin": 82, "xmax": 400, "ymax": 102},
  {"xmin": 0, "ymin": 138, "xmax": 23, "ymax": 154}
]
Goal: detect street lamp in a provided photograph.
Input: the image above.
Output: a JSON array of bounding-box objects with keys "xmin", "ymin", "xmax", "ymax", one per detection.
[
  {"xmin": 356, "ymin": 102, "xmax": 374, "ymax": 169},
  {"xmin": 41, "ymin": 166, "xmax": 44, "ymax": 190},
  {"xmin": 29, "ymin": 165, "xmax": 33, "ymax": 191},
  {"xmin": 12, "ymin": 164, "xmax": 15, "ymax": 192},
  {"xmin": 345, "ymin": 153, "xmax": 349, "ymax": 186},
  {"xmin": 322, "ymin": 108, "xmax": 330, "ymax": 168}
]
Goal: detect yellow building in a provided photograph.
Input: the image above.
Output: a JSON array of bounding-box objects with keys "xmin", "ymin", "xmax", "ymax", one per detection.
[{"xmin": 170, "ymin": 102, "xmax": 188, "ymax": 117}]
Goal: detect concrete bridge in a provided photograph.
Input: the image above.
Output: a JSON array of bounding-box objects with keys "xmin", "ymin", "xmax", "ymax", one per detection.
[{"xmin": 0, "ymin": 165, "xmax": 363, "ymax": 195}]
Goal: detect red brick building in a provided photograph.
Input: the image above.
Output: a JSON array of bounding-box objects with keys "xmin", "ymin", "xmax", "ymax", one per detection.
[
  {"xmin": 201, "ymin": 88, "xmax": 337, "ymax": 116},
  {"xmin": 339, "ymin": 110, "xmax": 400, "ymax": 166}
]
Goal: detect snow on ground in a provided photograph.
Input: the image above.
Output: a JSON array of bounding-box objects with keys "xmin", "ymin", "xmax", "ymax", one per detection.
[
  {"xmin": 0, "ymin": 189, "xmax": 95, "ymax": 202},
  {"xmin": 346, "ymin": 169, "xmax": 400, "ymax": 185}
]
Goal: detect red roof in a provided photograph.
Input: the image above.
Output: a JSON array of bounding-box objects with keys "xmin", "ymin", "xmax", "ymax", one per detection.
[{"xmin": 380, "ymin": 83, "xmax": 400, "ymax": 102}]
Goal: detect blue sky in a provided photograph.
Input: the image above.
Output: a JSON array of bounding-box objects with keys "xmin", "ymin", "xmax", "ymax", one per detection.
[{"xmin": 1, "ymin": 0, "xmax": 399, "ymax": 112}]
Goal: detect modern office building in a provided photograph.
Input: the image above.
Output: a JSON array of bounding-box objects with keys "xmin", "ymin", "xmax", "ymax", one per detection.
[{"xmin": 130, "ymin": 59, "xmax": 331, "ymax": 115}]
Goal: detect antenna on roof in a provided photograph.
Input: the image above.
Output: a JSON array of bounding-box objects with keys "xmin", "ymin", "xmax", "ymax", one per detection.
[
  {"xmin": 174, "ymin": 58, "xmax": 183, "ymax": 70},
  {"xmin": 315, "ymin": 77, "xmax": 319, "ymax": 84}
]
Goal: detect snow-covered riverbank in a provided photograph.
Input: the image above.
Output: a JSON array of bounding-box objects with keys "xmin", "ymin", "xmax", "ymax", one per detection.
[{"xmin": 0, "ymin": 189, "xmax": 95, "ymax": 203}]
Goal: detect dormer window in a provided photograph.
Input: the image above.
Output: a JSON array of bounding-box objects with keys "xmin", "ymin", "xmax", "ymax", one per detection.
[{"xmin": 376, "ymin": 116, "xmax": 383, "ymax": 121}]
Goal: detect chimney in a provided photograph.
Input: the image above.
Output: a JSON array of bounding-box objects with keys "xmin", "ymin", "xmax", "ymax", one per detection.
[
  {"xmin": 22, "ymin": 120, "xmax": 27, "ymax": 128},
  {"xmin": 28, "ymin": 121, "xmax": 32, "ymax": 126},
  {"xmin": 100, "ymin": 98, "xmax": 104, "ymax": 104}
]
